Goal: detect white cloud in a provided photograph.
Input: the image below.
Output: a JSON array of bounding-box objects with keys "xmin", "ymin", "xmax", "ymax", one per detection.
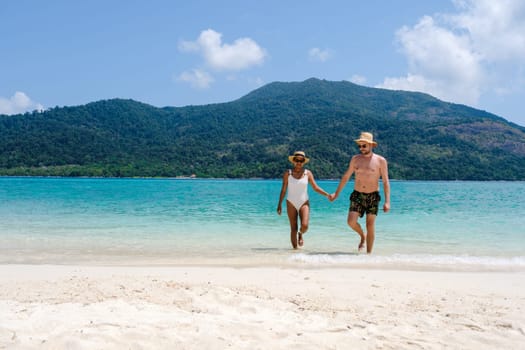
[
  {"xmin": 377, "ymin": 0, "xmax": 525, "ymax": 106},
  {"xmin": 308, "ymin": 48, "xmax": 332, "ymax": 62},
  {"xmin": 178, "ymin": 69, "xmax": 214, "ymax": 89},
  {"xmin": 0, "ymin": 92, "xmax": 44, "ymax": 115},
  {"xmin": 178, "ymin": 39, "xmax": 200, "ymax": 53},
  {"xmin": 180, "ymin": 29, "xmax": 267, "ymax": 71},
  {"xmin": 350, "ymin": 74, "xmax": 367, "ymax": 85},
  {"xmin": 449, "ymin": 0, "xmax": 525, "ymax": 61},
  {"xmin": 253, "ymin": 77, "xmax": 265, "ymax": 87}
]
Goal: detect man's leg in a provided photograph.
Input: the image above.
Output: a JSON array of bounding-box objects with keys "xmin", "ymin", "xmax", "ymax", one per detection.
[
  {"xmin": 365, "ymin": 214, "xmax": 377, "ymax": 254},
  {"xmin": 347, "ymin": 211, "xmax": 366, "ymax": 250}
]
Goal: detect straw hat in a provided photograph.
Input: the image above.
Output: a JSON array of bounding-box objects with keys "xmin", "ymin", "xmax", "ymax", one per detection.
[
  {"xmin": 354, "ymin": 132, "xmax": 378, "ymax": 146},
  {"xmin": 288, "ymin": 151, "xmax": 310, "ymax": 164}
]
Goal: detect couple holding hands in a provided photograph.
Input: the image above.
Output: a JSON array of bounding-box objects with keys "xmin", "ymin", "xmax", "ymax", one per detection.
[{"xmin": 276, "ymin": 132, "xmax": 391, "ymax": 254}]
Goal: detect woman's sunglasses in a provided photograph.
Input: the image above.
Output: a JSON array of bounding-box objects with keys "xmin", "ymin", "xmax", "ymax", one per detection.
[{"xmin": 293, "ymin": 158, "xmax": 305, "ymax": 163}]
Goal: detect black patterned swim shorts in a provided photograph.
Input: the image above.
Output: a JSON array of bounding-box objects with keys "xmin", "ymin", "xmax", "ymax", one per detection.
[{"xmin": 349, "ymin": 190, "xmax": 381, "ymax": 217}]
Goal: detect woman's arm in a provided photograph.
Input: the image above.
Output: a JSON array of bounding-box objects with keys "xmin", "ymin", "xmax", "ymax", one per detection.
[
  {"xmin": 276, "ymin": 171, "xmax": 289, "ymax": 215},
  {"xmin": 308, "ymin": 171, "xmax": 329, "ymax": 198}
]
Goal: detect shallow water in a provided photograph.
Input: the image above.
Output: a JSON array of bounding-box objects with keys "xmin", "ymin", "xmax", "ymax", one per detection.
[{"xmin": 1, "ymin": 177, "xmax": 524, "ymax": 270}]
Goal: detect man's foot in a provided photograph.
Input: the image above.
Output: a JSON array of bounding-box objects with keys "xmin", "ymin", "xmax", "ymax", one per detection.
[
  {"xmin": 298, "ymin": 231, "xmax": 304, "ymax": 247},
  {"xmin": 358, "ymin": 239, "xmax": 365, "ymax": 252}
]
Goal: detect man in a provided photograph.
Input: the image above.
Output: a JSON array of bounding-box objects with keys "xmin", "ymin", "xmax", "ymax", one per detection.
[{"xmin": 329, "ymin": 132, "xmax": 390, "ymax": 253}]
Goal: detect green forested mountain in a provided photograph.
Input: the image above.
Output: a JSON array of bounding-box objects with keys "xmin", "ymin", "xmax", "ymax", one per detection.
[{"xmin": 1, "ymin": 78, "xmax": 524, "ymax": 180}]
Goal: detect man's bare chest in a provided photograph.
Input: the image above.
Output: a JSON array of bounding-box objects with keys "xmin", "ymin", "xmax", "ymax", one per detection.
[{"xmin": 354, "ymin": 158, "xmax": 380, "ymax": 177}]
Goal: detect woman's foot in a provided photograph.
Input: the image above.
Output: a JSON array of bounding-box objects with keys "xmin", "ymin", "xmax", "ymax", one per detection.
[{"xmin": 298, "ymin": 231, "xmax": 304, "ymax": 247}]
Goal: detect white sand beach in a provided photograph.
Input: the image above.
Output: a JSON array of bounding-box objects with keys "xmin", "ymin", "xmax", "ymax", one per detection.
[{"xmin": 1, "ymin": 265, "xmax": 524, "ymax": 349}]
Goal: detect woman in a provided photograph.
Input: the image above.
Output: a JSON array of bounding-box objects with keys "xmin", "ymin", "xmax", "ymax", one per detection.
[{"xmin": 277, "ymin": 151, "xmax": 330, "ymax": 249}]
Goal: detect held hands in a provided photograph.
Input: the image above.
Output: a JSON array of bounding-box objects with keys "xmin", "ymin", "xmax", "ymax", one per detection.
[{"xmin": 328, "ymin": 193, "xmax": 337, "ymax": 202}]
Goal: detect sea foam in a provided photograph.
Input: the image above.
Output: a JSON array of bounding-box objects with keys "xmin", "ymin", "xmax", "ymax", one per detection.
[{"xmin": 288, "ymin": 253, "xmax": 525, "ymax": 271}]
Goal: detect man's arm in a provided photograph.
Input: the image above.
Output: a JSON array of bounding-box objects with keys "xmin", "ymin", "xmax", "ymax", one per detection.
[
  {"xmin": 330, "ymin": 157, "xmax": 355, "ymax": 201},
  {"xmin": 380, "ymin": 157, "xmax": 390, "ymax": 212}
]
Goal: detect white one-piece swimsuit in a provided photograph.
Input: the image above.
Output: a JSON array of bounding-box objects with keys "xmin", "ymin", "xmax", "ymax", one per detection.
[{"xmin": 287, "ymin": 169, "xmax": 309, "ymax": 211}]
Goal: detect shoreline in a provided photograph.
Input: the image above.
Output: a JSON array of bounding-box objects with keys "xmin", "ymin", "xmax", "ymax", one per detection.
[
  {"xmin": 1, "ymin": 251, "xmax": 524, "ymax": 273},
  {"xmin": 1, "ymin": 264, "xmax": 524, "ymax": 349},
  {"xmin": 2, "ymin": 175, "xmax": 525, "ymax": 182}
]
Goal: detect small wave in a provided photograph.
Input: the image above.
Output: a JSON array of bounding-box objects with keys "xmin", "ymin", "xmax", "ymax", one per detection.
[{"xmin": 287, "ymin": 253, "xmax": 525, "ymax": 271}]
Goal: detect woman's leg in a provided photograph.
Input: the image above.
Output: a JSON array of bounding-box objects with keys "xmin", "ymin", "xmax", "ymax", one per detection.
[
  {"xmin": 286, "ymin": 200, "xmax": 299, "ymax": 249},
  {"xmin": 298, "ymin": 202, "xmax": 310, "ymax": 233},
  {"xmin": 297, "ymin": 202, "xmax": 310, "ymax": 246}
]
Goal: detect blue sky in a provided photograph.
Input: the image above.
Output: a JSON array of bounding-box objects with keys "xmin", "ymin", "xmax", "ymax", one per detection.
[{"xmin": 1, "ymin": 0, "xmax": 525, "ymax": 126}]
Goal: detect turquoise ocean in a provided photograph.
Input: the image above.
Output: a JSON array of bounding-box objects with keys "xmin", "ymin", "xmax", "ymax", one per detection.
[{"xmin": 1, "ymin": 177, "xmax": 524, "ymax": 271}]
